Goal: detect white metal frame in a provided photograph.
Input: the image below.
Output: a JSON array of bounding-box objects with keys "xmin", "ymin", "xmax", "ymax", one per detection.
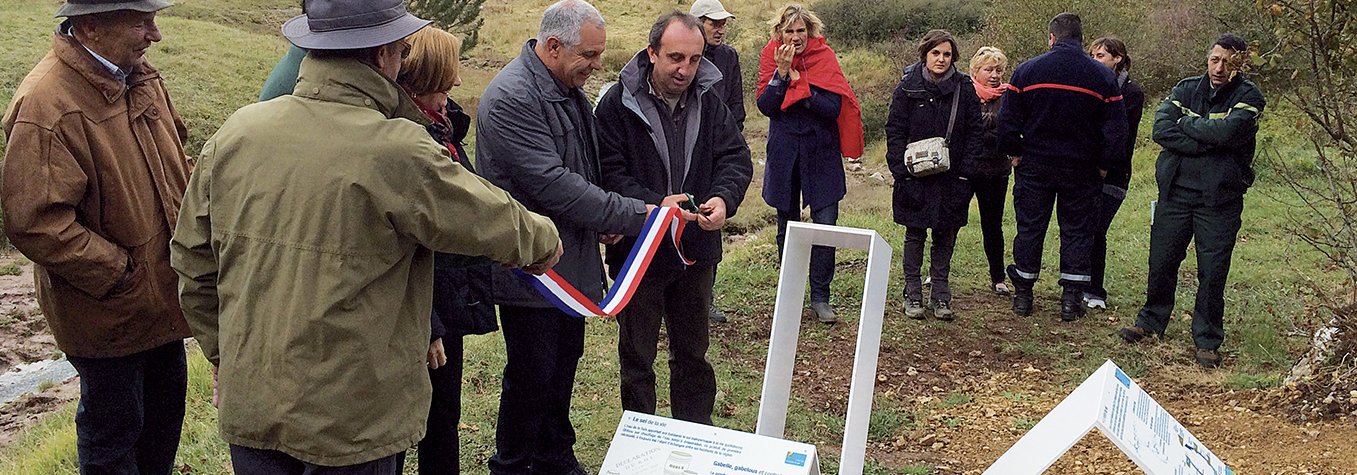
[{"xmin": 755, "ymin": 221, "xmax": 892, "ymax": 475}]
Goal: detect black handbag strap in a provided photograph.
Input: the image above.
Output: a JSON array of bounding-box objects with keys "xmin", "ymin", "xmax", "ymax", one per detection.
[{"xmin": 945, "ymin": 82, "xmax": 961, "ymax": 144}]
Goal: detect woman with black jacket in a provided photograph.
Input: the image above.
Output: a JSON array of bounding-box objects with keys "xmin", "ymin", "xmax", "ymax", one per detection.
[
  {"xmin": 397, "ymin": 26, "xmax": 496, "ymax": 475},
  {"xmin": 885, "ymin": 29, "xmax": 984, "ymax": 321},
  {"xmin": 968, "ymin": 46, "xmax": 1014, "ymax": 297},
  {"xmin": 1085, "ymin": 36, "xmax": 1146, "ymax": 309}
]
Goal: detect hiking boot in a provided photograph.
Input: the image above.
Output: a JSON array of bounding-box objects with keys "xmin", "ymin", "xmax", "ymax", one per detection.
[
  {"xmin": 905, "ymin": 299, "xmax": 927, "ymax": 320},
  {"xmin": 708, "ymin": 301, "xmax": 728, "ymax": 323},
  {"xmin": 932, "ymin": 299, "xmax": 955, "ymax": 321},
  {"xmin": 1118, "ymin": 326, "xmax": 1151, "ymax": 344},
  {"xmin": 1195, "ymin": 348, "xmax": 1222, "ymax": 368},
  {"xmin": 1060, "ymin": 298, "xmax": 1086, "ymax": 322},
  {"xmin": 1012, "ymin": 286, "xmax": 1033, "ymax": 316},
  {"xmin": 810, "ymin": 301, "xmax": 837, "ymax": 324},
  {"xmin": 1083, "ymin": 292, "xmax": 1106, "ymax": 309}
]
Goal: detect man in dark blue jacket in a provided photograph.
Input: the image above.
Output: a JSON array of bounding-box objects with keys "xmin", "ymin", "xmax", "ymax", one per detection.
[
  {"xmin": 1119, "ymin": 34, "xmax": 1265, "ymax": 369},
  {"xmin": 997, "ymin": 12, "xmax": 1127, "ymax": 322},
  {"xmin": 596, "ymin": 11, "xmax": 753, "ymax": 424}
]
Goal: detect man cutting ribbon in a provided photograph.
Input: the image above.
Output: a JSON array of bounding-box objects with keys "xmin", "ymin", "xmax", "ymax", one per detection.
[{"xmin": 595, "ymin": 11, "xmax": 753, "ymax": 425}]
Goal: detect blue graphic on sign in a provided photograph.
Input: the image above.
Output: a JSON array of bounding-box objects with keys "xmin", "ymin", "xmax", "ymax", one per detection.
[
  {"xmin": 1114, "ymin": 368, "xmax": 1131, "ymax": 387},
  {"xmin": 784, "ymin": 452, "xmax": 807, "ymax": 466}
]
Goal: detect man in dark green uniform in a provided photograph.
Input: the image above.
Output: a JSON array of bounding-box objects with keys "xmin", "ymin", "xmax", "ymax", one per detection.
[{"xmin": 1119, "ymin": 33, "xmax": 1264, "ymax": 368}]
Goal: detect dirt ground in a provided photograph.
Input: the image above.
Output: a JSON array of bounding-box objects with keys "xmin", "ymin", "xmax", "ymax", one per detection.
[
  {"xmin": 2, "ymin": 253, "xmax": 1356, "ymax": 473},
  {"xmin": 712, "ymin": 286, "xmax": 1357, "ymax": 474},
  {"xmin": 0, "ymin": 255, "xmax": 78, "ymax": 448}
]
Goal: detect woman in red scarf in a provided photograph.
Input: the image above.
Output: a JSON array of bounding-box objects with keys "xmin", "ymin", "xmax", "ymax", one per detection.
[
  {"xmin": 968, "ymin": 46, "xmax": 1015, "ymax": 297},
  {"xmin": 756, "ymin": 4, "xmax": 864, "ymax": 324}
]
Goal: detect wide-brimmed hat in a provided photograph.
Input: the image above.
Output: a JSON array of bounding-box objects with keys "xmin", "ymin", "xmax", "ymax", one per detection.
[
  {"xmin": 689, "ymin": 0, "xmax": 734, "ymax": 20},
  {"xmin": 55, "ymin": 0, "xmax": 172, "ymax": 17},
  {"xmin": 283, "ymin": 0, "xmax": 431, "ymax": 50}
]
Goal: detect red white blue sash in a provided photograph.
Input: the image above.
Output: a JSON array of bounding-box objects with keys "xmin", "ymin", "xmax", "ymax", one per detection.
[{"xmin": 513, "ymin": 206, "xmax": 695, "ymax": 317}]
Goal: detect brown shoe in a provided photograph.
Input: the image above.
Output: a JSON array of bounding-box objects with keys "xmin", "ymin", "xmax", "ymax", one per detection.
[
  {"xmin": 1118, "ymin": 326, "xmax": 1150, "ymax": 344},
  {"xmin": 1195, "ymin": 348, "xmax": 1222, "ymax": 368}
]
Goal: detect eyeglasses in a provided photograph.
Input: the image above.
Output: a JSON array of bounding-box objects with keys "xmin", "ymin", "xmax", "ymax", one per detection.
[{"xmin": 398, "ymin": 41, "xmax": 411, "ymax": 60}]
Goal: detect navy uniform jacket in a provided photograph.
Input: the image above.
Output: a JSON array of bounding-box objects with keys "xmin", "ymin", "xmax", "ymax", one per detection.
[{"xmin": 997, "ymin": 39, "xmax": 1127, "ymax": 172}]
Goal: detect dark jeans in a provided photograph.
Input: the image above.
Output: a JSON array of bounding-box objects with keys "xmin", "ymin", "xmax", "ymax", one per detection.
[
  {"xmin": 489, "ymin": 306, "xmax": 585, "ymax": 475},
  {"xmin": 418, "ymin": 335, "xmax": 464, "ymax": 475},
  {"xmin": 1135, "ymin": 186, "xmax": 1243, "ymax": 351},
  {"xmin": 230, "ymin": 445, "xmax": 405, "ymax": 475},
  {"xmin": 1088, "ymin": 189, "xmax": 1126, "ymax": 300},
  {"xmin": 970, "ymin": 174, "xmax": 1009, "ymax": 284},
  {"xmin": 617, "ymin": 262, "xmax": 716, "ymax": 424},
  {"xmin": 901, "ymin": 227, "xmax": 959, "ymax": 302},
  {"xmin": 66, "ymin": 341, "xmax": 186, "ymax": 475},
  {"xmin": 1008, "ymin": 164, "xmax": 1101, "ymax": 292},
  {"xmin": 775, "ymin": 203, "xmax": 838, "ymax": 303}
]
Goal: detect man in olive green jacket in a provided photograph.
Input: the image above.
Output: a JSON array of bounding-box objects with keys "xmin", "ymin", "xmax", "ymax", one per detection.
[
  {"xmin": 170, "ymin": 1, "xmax": 561, "ymax": 472},
  {"xmin": 1119, "ymin": 33, "xmax": 1265, "ymax": 369}
]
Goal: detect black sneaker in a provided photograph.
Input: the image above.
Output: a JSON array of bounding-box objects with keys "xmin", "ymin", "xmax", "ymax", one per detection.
[
  {"xmin": 1060, "ymin": 296, "xmax": 1086, "ymax": 322},
  {"xmin": 1012, "ymin": 286, "xmax": 1033, "ymax": 316}
]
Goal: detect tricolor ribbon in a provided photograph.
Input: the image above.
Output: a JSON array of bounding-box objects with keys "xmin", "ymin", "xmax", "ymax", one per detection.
[{"xmin": 513, "ymin": 206, "xmax": 695, "ymax": 318}]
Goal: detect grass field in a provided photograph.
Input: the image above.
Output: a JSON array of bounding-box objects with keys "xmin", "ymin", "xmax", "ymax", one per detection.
[{"xmin": 0, "ymin": 0, "xmax": 1345, "ymax": 474}]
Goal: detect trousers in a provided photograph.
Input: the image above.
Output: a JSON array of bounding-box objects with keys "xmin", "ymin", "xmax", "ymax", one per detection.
[
  {"xmin": 1134, "ymin": 186, "xmax": 1243, "ymax": 351},
  {"xmin": 230, "ymin": 445, "xmax": 405, "ymax": 475},
  {"xmin": 969, "ymin": 174, "xmax": 1009, "ymax": 284},
  {"xmin": 489, "ymin": 306, "xmax": 586, "ymax": 475},
  {"xmin": 67, "ymin": 340, "xmax": 186, "ymax": 475},
  {"xmin": 1008, "ymin": 164, "xmax": 1101, "ymax": 291},
  {"xmin": 617, "ymin": 261, "xmax": 716, "ymax": 424},
  {"xmin": 417, "ymin": 335, "xmax": 464, "ymax": 475},
  {"xmin": 901, "ymin": 226, "xmax": 959, "ymax": 302},
  {"xmin": 776, "ymin": 203, "xmax": 838, "ymax": 303},
  {"xmin": 1088, "ymin": 188, "xmax": 1127, "ymax": 300}
]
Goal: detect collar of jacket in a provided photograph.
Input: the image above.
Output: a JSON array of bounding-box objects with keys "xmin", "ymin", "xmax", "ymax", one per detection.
[
  {"xmin": 293, "ymin": 55, "xmax": 430, "ymax": 126},
  {"xmin": 899, "ymin": 61, "xmax": 963, "ymax": 97},
  {"xmin": 522, "ymin": 39, "xmax": 585, "ymax": 104},
  {"xmin": 1198, "ymin": 72, "xmax": 1244, "ymax": 102},
  {"xmin": 1051, "ymin": 39, "xmax": 1084, "ymax": 55},
  {"xmin": 617, "ymin": 49, "xmax": 722, "ymax": 118},
  {"xmin": 52, "ymin": 25, "xmax": 160, "ymax": 105}
]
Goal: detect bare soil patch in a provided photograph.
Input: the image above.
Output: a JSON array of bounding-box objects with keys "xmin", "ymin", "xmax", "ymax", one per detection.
[
  {"xmin": 712, "ymin": 288, "xmax": 1357, "ymax": 473},
  {"xmin": 0, "ymin": 255, "xmax": 75, "ymax": 449}
]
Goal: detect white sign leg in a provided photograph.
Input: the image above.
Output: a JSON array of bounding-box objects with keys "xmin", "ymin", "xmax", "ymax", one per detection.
[{"xmin": 756, "ymin": 221, "xmax": 892, "ymax": 475}]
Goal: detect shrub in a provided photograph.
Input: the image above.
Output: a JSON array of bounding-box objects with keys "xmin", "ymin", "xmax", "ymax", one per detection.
[
  {"xmin": 838, "ymin": 49, "xmax": 900, "ymax": 142},
  {"xmin": 815, "ymin": 0, "xmax": 984, "ymax": 47},
  {"xmin": 980, "ymin": 0, "xmax": 1274, "ymax": 95},
  {"xmin": 408, "ymin": 0, "xmax": 486, "ymax": 56}
]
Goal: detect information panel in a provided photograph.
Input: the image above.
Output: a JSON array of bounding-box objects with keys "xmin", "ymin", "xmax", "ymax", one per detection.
[
  {"xmin": 983, "ymin": 360, "xmax": 1233, "ymax": 475},
  {"xmin": 600, "ymin": 411, "xmax": 819, "ymax": 475}
]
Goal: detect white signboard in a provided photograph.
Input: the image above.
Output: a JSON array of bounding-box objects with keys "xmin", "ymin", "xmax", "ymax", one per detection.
[
  {"xmin": 600, "ymin": 411, "xmax": 819, "ymax": 475},
  {"xmin": 984, "ymin": 360, "xmax": 1234, "ymax": 475},
  {"xmin": 757, "ymin": 222, "xmax": 892, "ymax": 475}
]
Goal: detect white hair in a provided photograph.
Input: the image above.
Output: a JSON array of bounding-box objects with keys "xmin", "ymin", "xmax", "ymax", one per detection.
[{"xmin": 538, "ymin": 0, "xmax": 606, "ymax": 48}]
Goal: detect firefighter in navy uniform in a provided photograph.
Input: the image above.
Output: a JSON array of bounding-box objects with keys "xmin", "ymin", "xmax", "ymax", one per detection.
[{"xmin": 996, "ymin": 13, "xmax": 1127, "ymax": 322}]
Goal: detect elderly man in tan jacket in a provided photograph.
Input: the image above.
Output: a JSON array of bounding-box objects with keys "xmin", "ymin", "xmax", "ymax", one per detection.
[
  {"xmin": 169, "ymin": 0, "xmax": 562, "ymax": 473},
  {"xmin": 2, "ymin": 0, "xmax": 191, "ymax": 473}
]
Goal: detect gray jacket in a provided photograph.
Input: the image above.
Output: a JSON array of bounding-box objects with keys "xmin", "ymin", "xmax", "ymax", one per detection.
[{"xmin": 477, "ymin": 40, "xmax": 648, "ymax": 307}]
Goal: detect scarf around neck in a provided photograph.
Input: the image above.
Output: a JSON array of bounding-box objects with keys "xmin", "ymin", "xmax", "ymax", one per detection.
[
  {"xmin": 972, "ymin": 78, "xmax": 1010, "ymax": 102},
  {"xmin": 756, "ymin": 36, "xmax": 865, "ymax": 159}
]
